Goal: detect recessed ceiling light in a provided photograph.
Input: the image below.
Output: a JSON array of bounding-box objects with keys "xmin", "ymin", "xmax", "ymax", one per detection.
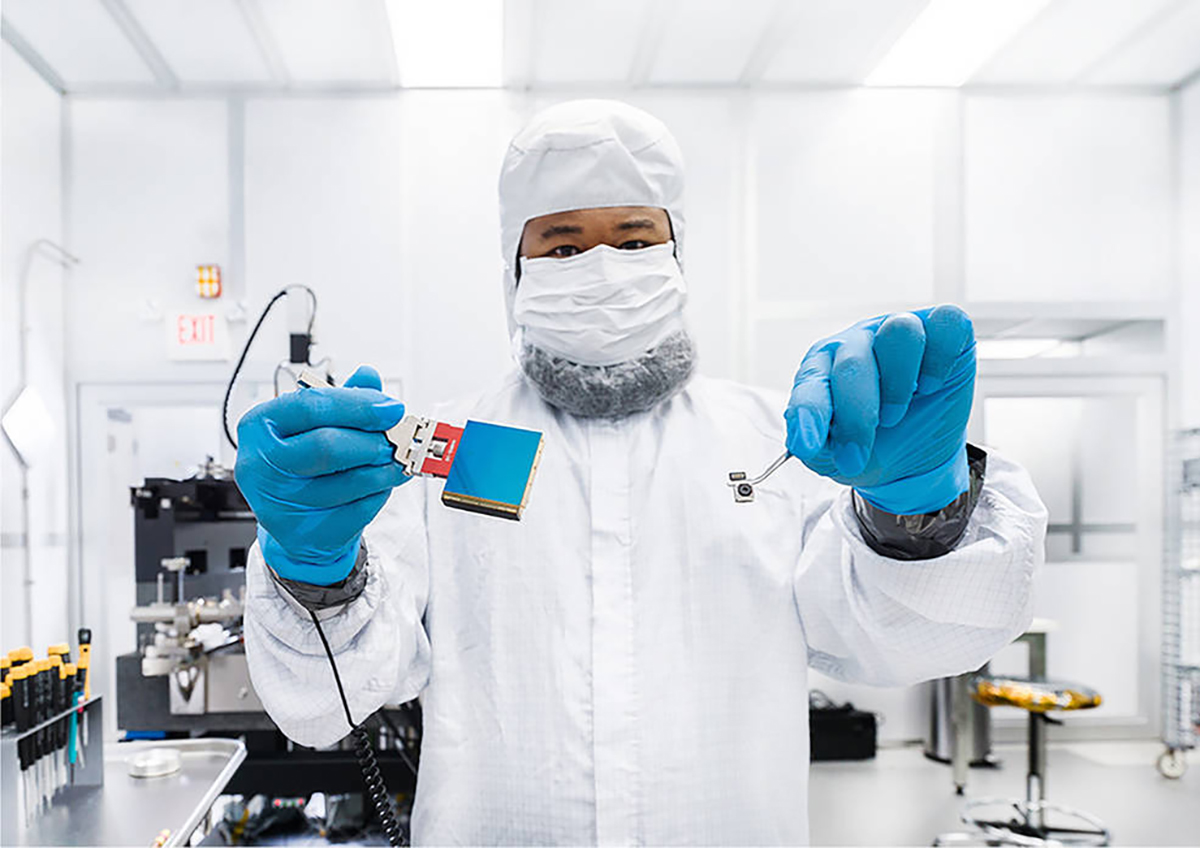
[
  {"xmin": 386, "ymin": 0, "xmax": 504, "ymax": 88},
  {"xmin": 866, "ymin": 0, "xmax": 1052, "ymax": 87}
]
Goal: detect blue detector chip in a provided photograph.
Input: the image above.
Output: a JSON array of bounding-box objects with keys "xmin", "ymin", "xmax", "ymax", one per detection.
[{"xmin": 441, "ymin": 420, "xmax": 545, "ymax": 520}]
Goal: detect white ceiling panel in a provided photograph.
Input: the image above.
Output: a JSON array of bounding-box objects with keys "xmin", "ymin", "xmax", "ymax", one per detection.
[
  {"xmin": 2, "ymin": 0, "xmax": 156, "ymax": 86},
  {"xmin": 761, "ymin": 0, "xmax": 928, "ymax": 83},
  {"xmin": 973, "ymin": 0, "xmax": 1180, "ymax": 85},
  {"xmin": 1086, "ymin": 0, "xmax": 1200, "ymax": 85},
  {"xmin": 648, "ymin": 0, "xmax": 777, "ymax": 84},
  {"xmin": 255, "ymin": 0, "xmax": 393, "ymax": 83},
  {"xmin": 530, "ymin": 0, "xmax": 650, "ymax": 84},
  {"xmin": 126, "ymin": 0, "xmax": 271, "ymax": 84}
]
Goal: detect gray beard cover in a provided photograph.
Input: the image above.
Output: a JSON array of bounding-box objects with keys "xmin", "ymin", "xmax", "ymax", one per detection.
[{"xmin": 518, "ymin": 329, "xmax": 697, "ymax": 419}]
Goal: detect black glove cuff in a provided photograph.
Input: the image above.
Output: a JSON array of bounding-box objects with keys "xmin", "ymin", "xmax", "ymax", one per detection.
[
  {"xmin": 271, "ymin": 544, "xmax": 369, "ymax": 611},
  {"xmin": 853, "ymin": 444, "xmax": 987, "ymax": 561}
]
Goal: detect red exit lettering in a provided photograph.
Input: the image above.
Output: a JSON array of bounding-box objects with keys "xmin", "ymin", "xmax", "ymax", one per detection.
[{"xmin": 176, "ymin": 314, "xmax": 216, "ymax": 345}]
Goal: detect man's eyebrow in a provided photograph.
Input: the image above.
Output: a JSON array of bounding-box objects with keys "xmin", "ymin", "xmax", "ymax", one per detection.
[
  {"xmin": 616, "ymin": 219, "xmax": 658, "ymax": 231},
  {"xmin": 540, "ymin": 224, "xmax": 584, "ymax": 239}
]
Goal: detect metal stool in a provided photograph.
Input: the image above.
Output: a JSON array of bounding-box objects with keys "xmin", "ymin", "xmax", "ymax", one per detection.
[{"xmin": 934, "ymin": 676, "xmax": 1110, "ymax": 847}]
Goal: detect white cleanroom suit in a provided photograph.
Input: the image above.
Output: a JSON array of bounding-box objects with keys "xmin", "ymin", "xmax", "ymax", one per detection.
[{"xmin": 243, "ymin": 100, "xmax": 1047, "ymax": 845}]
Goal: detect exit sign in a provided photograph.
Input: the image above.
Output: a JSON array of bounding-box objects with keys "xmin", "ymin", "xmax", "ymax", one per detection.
[{"xmin": 167, "ymin": 312, "xmax": 231, "ymax": 361}]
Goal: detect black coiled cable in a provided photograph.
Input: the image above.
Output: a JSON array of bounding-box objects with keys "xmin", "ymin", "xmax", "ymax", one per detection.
[
  {"xmin": 353, "ymin": 726, "xmax": 404, "ymax": 845},
  {"xmin": 309, "ymin": 610, "xmax": 406, "ymax": 846}
]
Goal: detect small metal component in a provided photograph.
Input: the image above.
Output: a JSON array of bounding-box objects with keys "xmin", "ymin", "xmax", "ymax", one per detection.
[
  {"xmin": 296, "ymin": 368, "xmax": 334, "ymax": 388},
  {"xmin": 295, "ymin": 370, "xmax": 463, "ymax": 478},
  {"xmin": 727, "ymin": 451, "xmax": 792, "ymax": 504},
  {"xmin": 386, "ymin": 416, "xmax": 463, "ymax": 478},
  {"xmin": 161, "ymin": 557, "xmax": 190, "ymax": 604}
]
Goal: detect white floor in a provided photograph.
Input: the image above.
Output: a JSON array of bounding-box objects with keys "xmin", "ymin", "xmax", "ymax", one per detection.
[{"xmin": 808, "ymin": 741, "xmax": 1199, "ymax": 846}]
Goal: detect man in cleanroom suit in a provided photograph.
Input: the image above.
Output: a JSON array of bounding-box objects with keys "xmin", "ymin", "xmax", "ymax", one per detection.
[{"xmin": 235, "ymin": 100, "xmax": 1047, "ymax": 845}]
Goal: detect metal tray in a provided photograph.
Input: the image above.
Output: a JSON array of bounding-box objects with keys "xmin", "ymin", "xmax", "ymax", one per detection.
[{"xmin": 13, "ymin": 737, "xmax": 245, "ymax": 847}]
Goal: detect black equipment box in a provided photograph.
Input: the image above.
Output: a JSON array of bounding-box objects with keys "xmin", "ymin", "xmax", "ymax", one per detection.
[{"xmin": 809, "ymin": 703, "xmax": 877, "ymax": 761}]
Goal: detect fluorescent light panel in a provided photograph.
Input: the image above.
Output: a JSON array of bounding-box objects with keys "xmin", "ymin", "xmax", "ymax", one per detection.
[
  {"xmin": 866, "ymin": 0, "xmax": 1052, "ymax": 87},
  {"xmin": 387, "ymin": 0, "xmax": 503, "ymax": 87},
  {"xmin": 976, "ymin": 338, "xmax": 1073, "ymax": 359}
]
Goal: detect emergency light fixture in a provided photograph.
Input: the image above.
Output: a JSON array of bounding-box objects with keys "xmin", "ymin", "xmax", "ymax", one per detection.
[
  {"xmin": 196, "ymin": 265, "xmax": 222, "ymax": 298},
  {"xmin": 865, "ymin": 0, "xmax": 1052, "ymax": 87}
]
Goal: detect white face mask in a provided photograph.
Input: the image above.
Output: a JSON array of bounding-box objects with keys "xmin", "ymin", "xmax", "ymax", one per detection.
[{"xmin": 513, "ymin": 241, "xmax": 687, "ymax": 366}]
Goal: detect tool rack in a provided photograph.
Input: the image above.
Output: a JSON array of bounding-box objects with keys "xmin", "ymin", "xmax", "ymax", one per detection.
[{"xmin": 1, "ymin": 695, "xmax": 104, "ymax": 841}]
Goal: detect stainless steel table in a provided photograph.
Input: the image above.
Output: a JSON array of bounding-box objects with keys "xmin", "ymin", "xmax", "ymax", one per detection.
[{"xmin": 8, "ymin": 738, "xmax": 245, "ymax": 847}]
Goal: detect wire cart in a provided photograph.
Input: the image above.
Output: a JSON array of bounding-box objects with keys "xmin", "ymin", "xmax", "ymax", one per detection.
[{"xmin": 1160, "ymin": 428, "xmax": 1200, "ymax": 778}]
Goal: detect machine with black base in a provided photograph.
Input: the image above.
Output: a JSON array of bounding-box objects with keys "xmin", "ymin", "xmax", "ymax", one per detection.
[{"xmin": 117, "ymin": 461, "xmax": 422, "ymax": 837}]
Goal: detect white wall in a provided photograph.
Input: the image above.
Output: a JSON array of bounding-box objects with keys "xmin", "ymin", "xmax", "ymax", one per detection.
[
  {"xmin": 964, "ymin": 95, "xmax": 1171, "ymax": 303},
  {"xmin": 61, "ymin": 86, "xmax": 1180, "ymax": 742},
  {"xmin": 1, "ymin": 43, "xmax": 69, "ymax": 655},
  {"xmin": 1181, "ymin": 81, "xmax": 1200, "ymax": 429},
  {"xmin": 66, "ymin": 89, "xmax": 1179, "ymax": 395},
  {"xmin": 67, "ymin": 98, "xmax": 229, "ymax": 387}
]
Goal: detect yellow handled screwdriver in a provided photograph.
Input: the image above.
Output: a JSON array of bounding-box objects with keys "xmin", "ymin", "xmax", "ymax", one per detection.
[
  {"xmin": 11, "ymin": 664, "xmax": 33, "ymax": 825},
  {"xmin": 1, "ymin": 680, "xmax": 11, "ymax": 728},
  {"xmin": 48, "ymin": 644, "xmax": 72, "ymax": 796},
  {"xmin": 76, "ymin": 630, "xmax": 92, "ymax": 752},
  {"xmin": 76, "ymin": 630, "xmax": 91, "ymax": 700}
]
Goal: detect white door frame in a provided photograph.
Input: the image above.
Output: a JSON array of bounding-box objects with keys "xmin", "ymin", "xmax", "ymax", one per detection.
[
  {"xmin": 73, "ymin": 379, "xmax": 271, "ymax": 734},
  {"xmin": 973, "ymin": 372, "xmax": 1165, "ymax": 741}
]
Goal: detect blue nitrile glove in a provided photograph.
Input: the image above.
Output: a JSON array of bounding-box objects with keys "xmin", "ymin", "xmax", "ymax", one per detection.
[
  {"xmin": 784, "ymin": 304, "xmax": 976, "ymax": 515},
  {"xmin": 234, "ymin": 365, "xmax": 410, "ymax": 586}
]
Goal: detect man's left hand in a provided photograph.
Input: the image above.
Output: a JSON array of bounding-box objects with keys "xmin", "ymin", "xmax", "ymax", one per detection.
[{"xmin": 784, "ymin": 304, "xmax": 976, "ymax": 515}]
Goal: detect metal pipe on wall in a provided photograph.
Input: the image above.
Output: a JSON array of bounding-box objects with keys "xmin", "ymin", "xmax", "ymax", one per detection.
[{"xmin": 2, "ymin": 239, "xmax": 80, "ymax": 644}]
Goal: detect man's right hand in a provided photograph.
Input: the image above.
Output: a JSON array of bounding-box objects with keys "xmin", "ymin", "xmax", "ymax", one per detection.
[{"xmin": 234, "ymin": 365, "xmax": 410, "ymax": 586}]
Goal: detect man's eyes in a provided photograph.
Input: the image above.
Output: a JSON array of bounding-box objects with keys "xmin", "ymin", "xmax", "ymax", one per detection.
[{"xmin": 545, "ymin": 240, "xmax": 650, "ymax": 258}]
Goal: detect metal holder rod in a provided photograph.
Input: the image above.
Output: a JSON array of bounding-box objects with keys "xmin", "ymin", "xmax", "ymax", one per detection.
[
  {"xmin": 740, "ymin": 451, "xmax": 792, "ymax": 487},
  {"xmin": 7, "ymin": 696, "xmax": 101, "ymax": 740}
]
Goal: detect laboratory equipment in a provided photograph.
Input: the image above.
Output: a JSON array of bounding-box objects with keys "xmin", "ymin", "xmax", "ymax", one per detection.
[
  {"xmin": 298, "ymin": 369, "xmax": 545, "ymax": 521},
  {"xmin": 117, "ymin": 462, "xmax": 420, "ymax": 812}
]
